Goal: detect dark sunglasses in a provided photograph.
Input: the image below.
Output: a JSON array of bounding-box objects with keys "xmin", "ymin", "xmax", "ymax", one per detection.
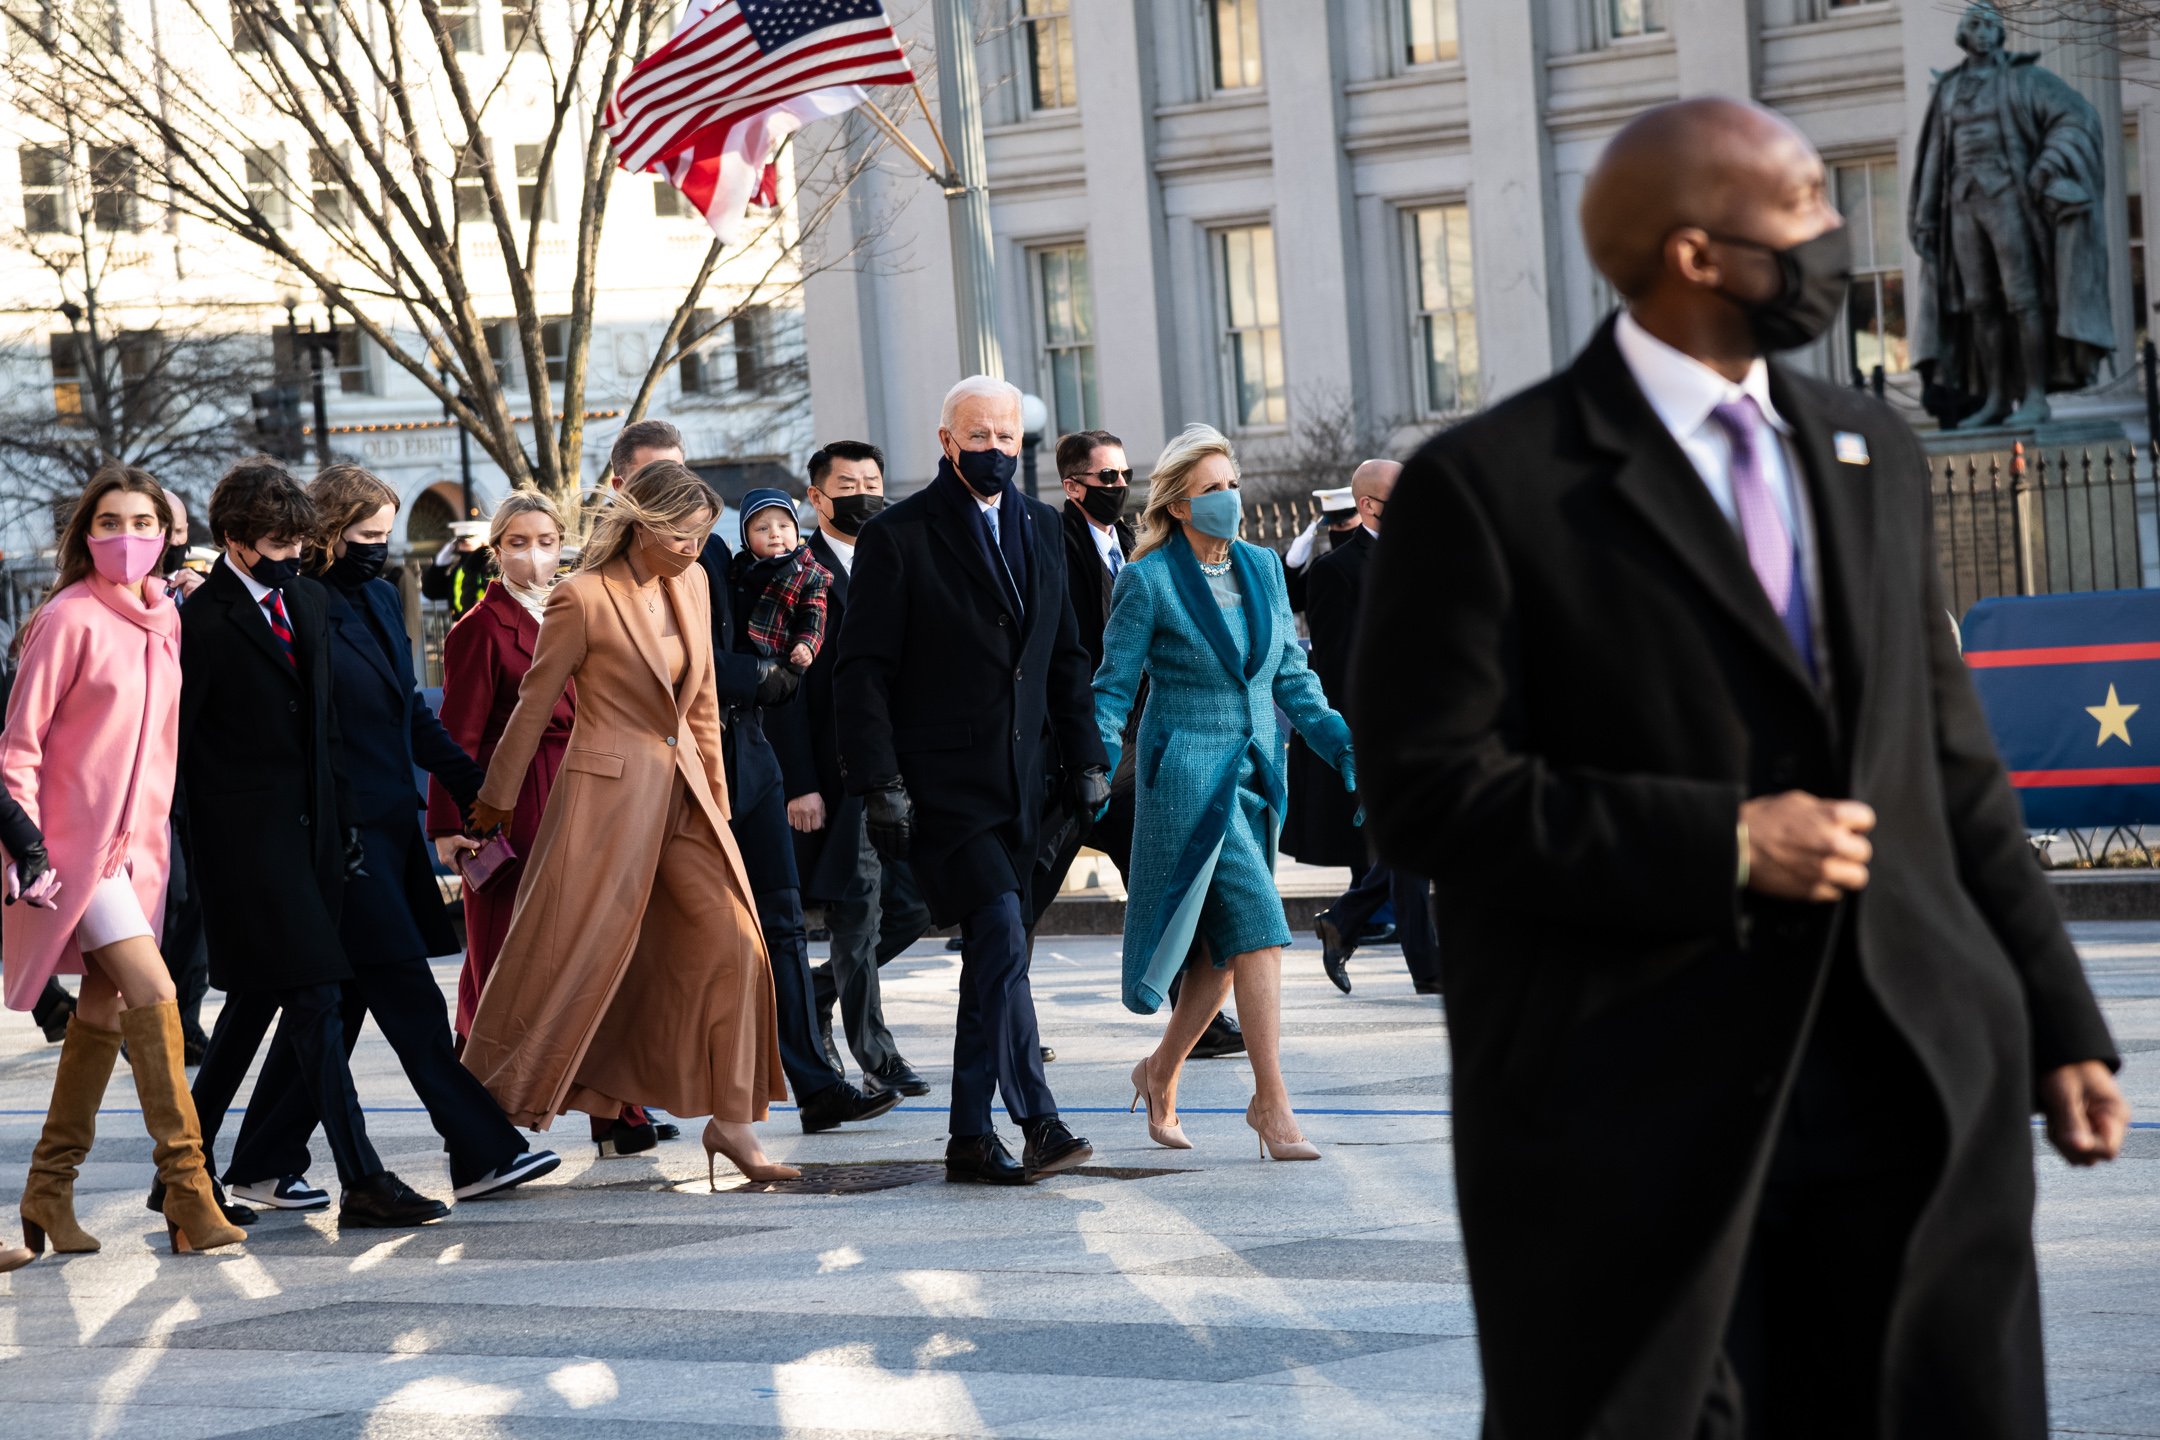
[{"xmin": 1067, "ymin": 468, "xmax": 1133, "ymax": 487}]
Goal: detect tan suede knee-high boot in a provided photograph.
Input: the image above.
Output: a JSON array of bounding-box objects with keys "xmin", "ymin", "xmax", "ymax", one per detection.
[
  {"xmin": 121, "ymin": 1001, "xmax": 244, "ymax": 1254},
  {"xmin": 20, "ymin": 1014, "xmax": 123, "ymax": 1255}
]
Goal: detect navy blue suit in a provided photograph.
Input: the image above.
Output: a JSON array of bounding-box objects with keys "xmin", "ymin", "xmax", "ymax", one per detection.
[{"xmin": 229, "ymin": 576, "xmax": 528, "ymax": 1190}]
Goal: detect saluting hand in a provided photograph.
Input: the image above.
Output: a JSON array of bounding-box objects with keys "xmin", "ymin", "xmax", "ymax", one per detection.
[{"xmin": 1741, "ymin": 792, "xmax": 1875, "ymax": 902}]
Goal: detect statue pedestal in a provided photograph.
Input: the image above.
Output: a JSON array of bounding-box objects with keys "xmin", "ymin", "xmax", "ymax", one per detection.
[
  {"xmin": 1919, "ymin": 418, "xmax": 2141, "ymax": 604},
  {"xmin": 1919, "ymin": 417, "xmax": 2126, "ymax": 456}
]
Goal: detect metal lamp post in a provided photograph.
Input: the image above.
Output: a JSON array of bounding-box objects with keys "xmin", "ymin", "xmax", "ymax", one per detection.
[{"xmin": 934, "ymin": 0, "xmax": 1003, "ymax": 381}]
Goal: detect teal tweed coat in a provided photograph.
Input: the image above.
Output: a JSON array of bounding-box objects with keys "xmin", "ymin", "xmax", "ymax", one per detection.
[{"xmin": 1094, "ymin": 533, "xmax": 1353, "ymax": 1012}]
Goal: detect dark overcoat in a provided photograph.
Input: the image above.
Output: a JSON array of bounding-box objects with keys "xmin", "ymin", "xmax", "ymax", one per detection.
[
  {"xmin": 833, "ymin": 466, "xmax": 1105, "ymax": 926},
  {"xmin": 696, "ymin": 530, "xmax": 797, "ymax": 897},
  {"xmin": 1280, "ymin": 526, "xmax": 1370, "ymax": 868},
  {"xmin": 321, "ymin": 577, "xmax": 486, "ymax": 962},
  {"xmin": 1350, "ymin": 321, "xmax": 2119, "ymax": 1440},
  {"xmin": 1058, "ymin": 499, "xmax": 1135, "ymax": 673},
  {"xmin": 771, "ymin": 528, "xmax": 861, "ymax": 903},
  {"xmin": 178, "ymin": 560, "xmax": 352, "ymax": 992}
]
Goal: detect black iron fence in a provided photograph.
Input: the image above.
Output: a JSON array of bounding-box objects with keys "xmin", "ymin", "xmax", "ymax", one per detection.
[{"xmin": 1929, "ymin": 442, "xmax": 2155, "ymax": 616}]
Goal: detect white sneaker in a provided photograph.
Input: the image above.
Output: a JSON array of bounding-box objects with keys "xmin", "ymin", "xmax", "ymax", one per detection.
[
  {"xmin": 452, "ymin": 1149, "xmax": 561, "ymax": 1201},
  {"xmin": 228, "ymin": 1175, "xmax": 331, "ymax": 1210}
]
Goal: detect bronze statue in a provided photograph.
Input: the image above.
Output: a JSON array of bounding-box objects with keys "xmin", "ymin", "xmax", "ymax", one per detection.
[{"xmin": 1910, "ymin": 2, "xmax": 2114, "ymax": 428}]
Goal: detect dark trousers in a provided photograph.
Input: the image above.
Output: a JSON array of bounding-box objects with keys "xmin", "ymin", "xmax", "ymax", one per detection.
[
  {"xmin": 228, "ymin": 952, "xmax": 525, "ymax": 1190},
  {"xmin": 821, "ymin": 817, "xmax": 897, "ymax": 1071},
  {"xmin": 758, "ymin": 886, "xmax": 846, "ymax": 1101},
  {"xmin": 811, "ymin": 856, "xmax": 936, "ymax": 1017},
  {"xmin": 191, "ymin": 983, "xmax": 383, "ymax": 1189},
  {"xmin": 1329, "ymin": 861, "xmax": 1441, "ymax": 987},
  {"xmin": 1704, "ymin": 956, "xmax": 1940, "ymax": 1439},
  {"xmin": 159, "ymin": 826, "xmax": 211, "ymax": 1039},
  {"xmin": 950, "ymin": 889, "xmax": 1055, "ymax": 1136}
]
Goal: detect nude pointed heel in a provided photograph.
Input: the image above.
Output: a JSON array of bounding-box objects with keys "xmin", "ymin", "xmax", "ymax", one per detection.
[
  {"xmin": 1245, "ymin": 1098, "xmax": 1319, "ymax": 1162},
  {"xmin": 701, "ymin": 1120, "xmax": 801, "ymax": 1188},
  {"xmin": 1129, "ymin": 1059, "xmax": 1192, "ymax": 1150}
]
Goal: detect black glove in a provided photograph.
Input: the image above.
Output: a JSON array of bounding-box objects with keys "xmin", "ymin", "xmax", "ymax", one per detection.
[
  {"xmin": 4, "ymin": 839, "xmax": 48, "ymax": 907},
  {"xmin": 1071, "ymin": 765, "xmax": 1112, "ymax": 822},
  {"xmin": 864, "ymin": 781, "xmax": 914, "ymax": 862},
  {"xmin": 343, "ymin": 826, "xmax": 369, "ymax": 881},
  {"xmin": 754, "ymin": 659, "xmax": 800, "ymax": 708}
]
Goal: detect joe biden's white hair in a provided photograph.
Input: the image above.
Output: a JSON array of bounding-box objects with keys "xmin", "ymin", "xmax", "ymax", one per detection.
[{"xmin": 939, "ymin": 374, "xmax": 1023, "ymax": 433}]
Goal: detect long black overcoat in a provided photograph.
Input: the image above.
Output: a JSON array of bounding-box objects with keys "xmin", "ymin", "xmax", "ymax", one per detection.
[
  {"xmin": 771, "ymin": 528, "xmax": 861, "ymax": 903},
  {"xmin": 179, "ymin": 560, "xmax": 352, "ymax": 992},
  {"xmin": 695, "ymin": 530, "xmax": 797, "ymax": 897},
  {"xmin": 1281, "ymin": 526, "xmax": 1370, "ymax": 868},
  {"xmin": 1350, "ymin": 322, "xmax": 2118, "ymax": 1440},
  {"xmin": 833, "ymin": 467, "xmax": 1104, "ymax": 926}
]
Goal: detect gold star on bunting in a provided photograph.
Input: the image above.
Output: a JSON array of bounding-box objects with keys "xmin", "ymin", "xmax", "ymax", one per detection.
[{"xmin": 2087, "ymin": 684, "xmax": 2140, "ymax": 747}]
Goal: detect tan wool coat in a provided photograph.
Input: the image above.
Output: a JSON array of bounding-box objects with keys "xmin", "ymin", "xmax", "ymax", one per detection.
[{"xmin": 460, "ymin": 556, "xmax": 784, "ymax": 1128}]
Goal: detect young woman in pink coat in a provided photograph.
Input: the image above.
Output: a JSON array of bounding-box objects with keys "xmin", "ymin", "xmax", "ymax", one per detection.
[{"xmin": 1, "ymin": 466, "xmax": 245, "ymax": 1257}]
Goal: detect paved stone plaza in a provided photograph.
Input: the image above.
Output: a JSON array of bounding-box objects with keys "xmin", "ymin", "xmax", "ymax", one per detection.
[{"xmin": 1, "ymin": 924, "xmax": 2154, "ymax": 1439}]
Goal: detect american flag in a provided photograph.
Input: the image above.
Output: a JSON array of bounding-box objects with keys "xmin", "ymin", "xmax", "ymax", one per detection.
[{"xmin": 605, "ymin": 0, "xmax": 915, "ymax": 243}]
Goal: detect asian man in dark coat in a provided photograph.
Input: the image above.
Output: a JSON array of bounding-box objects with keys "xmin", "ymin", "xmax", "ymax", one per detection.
[
  {"xmin": 1352, "ymin": 99, "xmax": 2127, "ymax": 1440},
  {"xmin": 833, "ymin": 377, "xmax": 1107, "ymax": 1185}
]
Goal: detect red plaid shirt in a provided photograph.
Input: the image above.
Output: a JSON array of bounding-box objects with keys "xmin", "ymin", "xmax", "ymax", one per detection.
[{"xmin": 730, "ymin": 546, "xmax": 831, "ymax": 664}]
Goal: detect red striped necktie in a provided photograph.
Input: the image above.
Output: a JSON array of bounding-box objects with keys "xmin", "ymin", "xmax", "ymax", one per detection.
[{"xmin": 261, "ymin": 590, "xmax": 296, "ymax": 668}]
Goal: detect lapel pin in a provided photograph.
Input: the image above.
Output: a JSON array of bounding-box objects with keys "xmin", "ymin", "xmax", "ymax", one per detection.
[{"xmin": 1833, "ymin": 431, "xmax": 1871, "ymax": 466}]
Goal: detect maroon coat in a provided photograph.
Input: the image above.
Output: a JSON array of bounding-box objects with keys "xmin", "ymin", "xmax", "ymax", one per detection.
[{"xmin": 426, "ymin": 583, "xmax": 575, "ymax": 1035}]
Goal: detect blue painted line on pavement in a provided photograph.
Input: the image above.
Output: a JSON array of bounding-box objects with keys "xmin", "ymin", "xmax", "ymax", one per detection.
[{"xmin": 4, "ymin": 1109, "xmax": 2157, "ymax": 1127}]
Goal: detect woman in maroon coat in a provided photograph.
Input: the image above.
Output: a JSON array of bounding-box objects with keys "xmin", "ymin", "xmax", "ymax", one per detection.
[{"xmin": 428, "ymin": 493, "xmax": 572, "ymax": 1038}]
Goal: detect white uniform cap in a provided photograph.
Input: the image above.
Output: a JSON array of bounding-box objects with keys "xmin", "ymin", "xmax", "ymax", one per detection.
[{"xmin": 1312, "ymin": 486, "xmax": 1356, "ymax": 516}]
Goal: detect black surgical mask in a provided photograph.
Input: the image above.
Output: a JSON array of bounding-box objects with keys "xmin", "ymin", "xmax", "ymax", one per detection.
[
  {"xmin": 246, "ymin": 550, "xmax": 303, "ymax": 588},
  {"xmin": 1077, "ymin": 484, "xmax": 1128, "ymax": 526},
  {"xmin": 1709, "ymin": 225, "xmax": 1852, "ymax": 353},
  {"xmin": 326, "ymin": 540, "xmax": 388, "ymax": 588},
  {"xmin": 950, "ymin": 446, "xmax": 1017, "ymax": 499},
  {"xmin": 162, "ymin": 542, "xmax": 189, "ymax": 574},
  {"xmin": 1326, "ymin": 524, "xmax": 1359, "ymax": 550},
  {"xmin": 825, "ymin": 492, "xmax": 887, "ymax": 536}
]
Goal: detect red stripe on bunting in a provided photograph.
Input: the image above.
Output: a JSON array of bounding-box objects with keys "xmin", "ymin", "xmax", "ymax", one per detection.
[
  {"xmin": 2008, "ymin": 766, "xmax": 2160, "ymax": 787},
  {"xmin": 1965, "ymin": 642, "xmax": 2160, "ymax": 668}
]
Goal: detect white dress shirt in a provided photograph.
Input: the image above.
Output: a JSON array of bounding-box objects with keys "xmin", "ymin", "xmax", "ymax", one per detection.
[
  {"xmin": 820, "ymin": 528, "xmax": 856, "ymax": 576},
  {"xmin": 1085, "ymin": 515, "xmax": 1122, "ymax": 572},
  {"xmin": 223, "ymin": 552, "xmax": 280, "ymax": 630}
]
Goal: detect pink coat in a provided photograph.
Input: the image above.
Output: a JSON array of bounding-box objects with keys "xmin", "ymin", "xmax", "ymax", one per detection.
[{"xmin": 1, "ymin": 576, "xmax": 181, "ymax": 1010}]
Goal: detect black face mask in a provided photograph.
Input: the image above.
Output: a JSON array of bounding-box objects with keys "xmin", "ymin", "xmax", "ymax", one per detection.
[
  {"xmin": 1076, "ymin": 484, "xmax": 1128, "ymax": 526},
  {"xmin": 162, "ymin": 543, "xmax": 190, "ymax": 574},
  {"xmin": 1709, "ymin": 225, "xmax": 1852, "ymax": 353},
  {"xmin": 1326, "ymin": 524, "xmax": 1360, "ymax": 550},
  {"xmin": 950, "ymin": 446, "xmax": 1018, "ymax": 499},
  {"xmin": 326, "ymin": 540, "xmax": 388, "ymax": 588},
  {"xmin": 825, "ymin": 492, "xmax": 887, "ymax": 536},
  {"xmin": 246, "ymin": 551, "xmax": 303, "ymax": 589}
]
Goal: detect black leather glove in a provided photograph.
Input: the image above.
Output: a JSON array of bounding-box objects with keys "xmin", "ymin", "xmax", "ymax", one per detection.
[
  {"xmin": 754, "ymin": 659, "xmax": 800, "ymax": 708},
  {"xmin": 1071, "ymin": 765, "xmax": 1112, "ymax": 822},
  {"xmin": 4, "ymin": 839, "xmax": 49, "ymax": 907},
  {"xmin": 343, "ymin": 826, "xmax": 369, "ymax": 881},
  {"xmin": 864, "ymin": 781, "xmax": 914, "ymax": 862}
]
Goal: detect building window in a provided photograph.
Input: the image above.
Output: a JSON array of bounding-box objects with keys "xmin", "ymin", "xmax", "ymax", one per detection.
[
  {"xmin": 515, "ymin": 143, "xmax": 553, "ymax": 223},
  {"xmin": 734, "ymin": 306, "xmax": 772, "ymax": 394},
  {"xmin": 6, "ymin": 1, "xmax": 50, "ymax": 58},
  {"xmin": 1402, "ymin": 0, "xmax": 1459, "ymax": 66},
  {"xmin": 87, "ymin": 144, "xmax": 138, "ymax": 231},
  {"xmin": 484, "ymin": 318, "xmax": 520, "ymax": 386},
  {"xmin": 295, "ymin": 0, "xmax": 338, "ymax": 60},
  {"xmin": 1834, "ymin": 157, "xmax": 1907, "ymax": 379},
  {"xmin": 310, "ymin": 144, "xmax": 348, "ymax": 228},
  {"xmin": 436, "ymin": 0, "xmax": 477, "ymax": 51},
  {"xmin": 1214, "ymin": 224, "xmax": 1285, "ymax": 430},
  {"xmin": 1605, "ymin": 0, "xmax": 1667, "ymax": 41},
  {"xmin": 540, "ymin": 316, "xmax": 568, "ymax": 383},
  {"xmin": 50, "ymin": 331, "xmax": 84, "ymax": 421},
  {"xmin": 19, "ymin": 145, "xmax": 67, "ymax": 234},
  {"xmin": 1207, "ymin": 0, "xmax": 1261, "ymax": 92},
  {"xmin": 230, "ymin": 0, "xmax": 266, "ymax": 52},
  {"xmin": 1020, "ymin": 0, "xmax": 1075, "ymax": 111},
  {"xmin": 1408, "ymin": 203, "xmax": 1479, "ymax": 416},
  {"xmin": 1033, "ymin": 243, "xmax": 1097, "ymax": 433},
  {"xmin": 654, "ymin": 176, "xmax": 692, "ymax": 219},
  {"xmin": 244, "ymin": 145, "xmax": 290, "ymax": 229},
  {"xmin": 501, "ymin": 0, "xmax": 534, "ymax": 49},
  {"xmin": 335, "ymin": 326, "xmax": 372, "ymax": 395},
  {"xmin": 453, "ymin": 141, "xmax": 488, "ymax": 223},
  {"xmin": 679, "ymin": 307, "xmax": 718, "ymax": 394},
  {"xmin": 2130, "ymin": 128, "xmax": 2147, "ymax": 352}
]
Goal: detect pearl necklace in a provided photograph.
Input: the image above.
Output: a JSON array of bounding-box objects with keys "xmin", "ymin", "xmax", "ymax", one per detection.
[{"xmin": 1198, "ymin": 552, "xmax": 1232, "ymax": 576}]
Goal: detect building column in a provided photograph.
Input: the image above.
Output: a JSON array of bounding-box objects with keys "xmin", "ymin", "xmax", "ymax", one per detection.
[
  {"xmin": 1671, "ymin": 0, "xmax": 1755, "ymax": 99},
  {"xmin": 1073, "ymin": 0, "xmax": 1176, "ymax": 461},
  {"xmin": 1257, "ymin": 0, "xmax": 1364, "ymax": 423},
  {"xmin": 1462, "ymin": 0, "xmax": 1560, "ymax": 397}
]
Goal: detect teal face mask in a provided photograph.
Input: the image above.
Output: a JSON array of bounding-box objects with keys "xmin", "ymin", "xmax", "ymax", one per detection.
[{"xmin": 1186, "ymin": 487, "xmax": 1243, "ymax": 540}]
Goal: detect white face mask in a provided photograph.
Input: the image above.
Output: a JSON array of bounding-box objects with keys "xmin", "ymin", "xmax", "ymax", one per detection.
[{"xmin": 498, "ymin": 542, "xmax": 561, "ymax": 591}]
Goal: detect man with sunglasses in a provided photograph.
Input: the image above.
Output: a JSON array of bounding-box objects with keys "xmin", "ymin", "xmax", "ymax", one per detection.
[{"xmin": 1035, "ymin": 430, "xmax": 1245, "ymax": 1059}]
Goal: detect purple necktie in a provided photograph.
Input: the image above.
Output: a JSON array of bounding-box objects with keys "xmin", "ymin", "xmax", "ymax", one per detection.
[{"xmin": 1710, "ymin": 396, "xmax": 1815, "ymax": 677}]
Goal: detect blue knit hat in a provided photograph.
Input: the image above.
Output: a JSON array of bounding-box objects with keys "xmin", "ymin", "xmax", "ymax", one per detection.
[{"xmin": 738, "ymin": 488, "xmax": 797, "ymax": 546}]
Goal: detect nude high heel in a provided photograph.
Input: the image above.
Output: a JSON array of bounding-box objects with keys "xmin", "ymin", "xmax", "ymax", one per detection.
[
  {"xmin": 701, "ymin": 1119, "xmax": 802, "ymax": 1188},
  {"xmin": 1129, "ymin": 1058, "xmax": 1193, "ymax": 1150},
  {"xmin": 1245, "ymin": 1098, "xmax": 1320, "ymax": 1161}
]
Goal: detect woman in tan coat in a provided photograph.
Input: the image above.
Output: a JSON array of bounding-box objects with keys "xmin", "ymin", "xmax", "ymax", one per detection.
[{"xmin": 462, "ymin": 462, "xmax": 794, "ymax": 1183}]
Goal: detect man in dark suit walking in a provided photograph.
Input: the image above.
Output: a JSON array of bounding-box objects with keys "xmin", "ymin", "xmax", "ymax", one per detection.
[
  {"xmin": 772, "ymin": 440, "xmax": 930, "ymax": 1097},
  {"xmin": 834, "ymin": 376, "xmax": 1106, "ymax": 1185},
  {"xmin": 1354, "ymin": 98, "xmax": 2127, "ymax": 1440}
]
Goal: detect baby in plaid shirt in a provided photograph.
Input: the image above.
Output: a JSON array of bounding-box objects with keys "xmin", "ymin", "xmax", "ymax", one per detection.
[{"xmin": 728, "ymin": 488, "xmax": 830, "ymax": 670}]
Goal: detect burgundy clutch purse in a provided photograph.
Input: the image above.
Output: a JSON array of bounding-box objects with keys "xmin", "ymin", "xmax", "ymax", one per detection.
[{"xmin": 459, "ymin": 832, "xmax": 519, "ymax": 894}]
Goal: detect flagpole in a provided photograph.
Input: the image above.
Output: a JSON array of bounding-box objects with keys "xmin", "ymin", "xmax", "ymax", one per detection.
[
  {"xmin": 907, "ymin": 79, "xmax": 958, "ymax": 180},
  {"xmin": 933, "ymin": 0, "xmax": 1003, "ymax": 380},
  {"xmin": 860, "ymin": 99, "xmax": 941, "ymax": 180}
]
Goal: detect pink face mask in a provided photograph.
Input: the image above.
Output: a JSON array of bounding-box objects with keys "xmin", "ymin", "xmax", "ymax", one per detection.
[{"xmin": 88, "ymin": 532, "xmax": 167, "ymax": 587}]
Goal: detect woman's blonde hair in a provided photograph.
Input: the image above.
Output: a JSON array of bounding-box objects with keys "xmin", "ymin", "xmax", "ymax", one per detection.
[
  {"xmin": 580, "ymin": 460, "xmax": 716, "ymax": 572},
  {"xmin": 305, "ymin": 464, "xmax": 401, "ymax": 573},
  {"xmin": 488, "ymin": 488, "xmax": 564, "ymax": 550},
  {"xmin": 1130, "ymin": 423, "xmax": 1239, "ymax": 564}
]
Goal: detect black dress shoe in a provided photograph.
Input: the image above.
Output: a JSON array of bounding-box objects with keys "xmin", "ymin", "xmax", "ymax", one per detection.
[
  {"xmin": 594, "ymin": 1118, "xmax": 659, "ymax": 1158},
  {"xmin": 340, "ymin": 1173, "xmax": 450, "ymax": 1228},
  {"xmin": 817, "ymin": 1010, "xmax": 843, "ymax": 1073},
  {"xmin": 866, "ymin": 1056, "xmax": 930, "ymax": 1097},
  {"xmin": 147, "ymin": 1175, "xmax": 257, "ymax": 1226},
  {"xmin": 944, "ymin": 1131, "xmax": 1031, "ymax": 1185},
  {"xmin": 1040, "ymin": 1045, "xmax": 1056, "ymax": 1064},
  {"xmin": 1315, "ymin": 913, "xmax": 1353, "ymax": 994},
  {"xmin": 1190, "ymin": 1011, "xmax": 1247, "ymax": 1059},
  {"xmin": 653, "ymin": 1121, "xmax": 682, "ymax": 1142},
  {"xmin": 798, "ymin": 1081, "xmax": 901, "ymax": 1134},
  {"xmin": 1412, "ymin": 979, "xmax": 1444, "ymax": 996},
  {"xmin": 1020, "ymin": 1117, "xmax": 1092, "ymax": 1177},
  {"xmin": 1358, "ymin": 921, "xmax": 1399, "ymax": 948}
]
